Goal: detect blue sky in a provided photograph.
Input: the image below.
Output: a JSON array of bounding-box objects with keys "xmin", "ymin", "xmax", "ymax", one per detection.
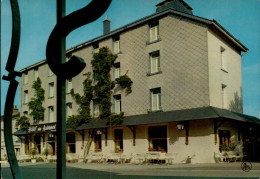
[{"xmin": 1, "ymin": 0, "xmax": 260, "ymax": 117}]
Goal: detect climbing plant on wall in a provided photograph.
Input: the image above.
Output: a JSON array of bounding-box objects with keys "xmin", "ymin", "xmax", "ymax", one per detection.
[
  {"xmin": 16, "ymin": 116, "xmax": 30, "ymax": 129},
  {"xmin": 67, "ymin": 72, "xmax": 94, "ymax": 129},
  {"xmin": 68, "ymin": 46, "xmax": 133, "ymax": 128},
  {"xmin": 28, "ymin": 77, "xmax": 45, "ymax": 124}
]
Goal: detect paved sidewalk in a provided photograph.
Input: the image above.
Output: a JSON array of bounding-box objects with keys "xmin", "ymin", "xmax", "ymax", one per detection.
[{"xmin": 1, "ymin": 162, "xmax": 260, "ymax": 178}]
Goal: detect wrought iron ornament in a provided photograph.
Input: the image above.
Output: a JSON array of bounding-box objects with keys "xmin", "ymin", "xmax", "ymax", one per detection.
[
  {"xmin": 46, "ymin": 0, "xmax": 111, "ymax": 178},
  {"xmin": 2, "ymin": 0, "xmax": 23, "ymax": 178}
]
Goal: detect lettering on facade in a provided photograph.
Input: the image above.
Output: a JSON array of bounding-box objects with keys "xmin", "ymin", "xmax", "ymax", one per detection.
[{"xmin": 27, "ymin": 123, "xmax": 56, "ymax": 134}]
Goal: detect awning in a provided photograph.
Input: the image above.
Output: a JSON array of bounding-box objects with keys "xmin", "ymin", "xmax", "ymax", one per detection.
[
  {"xmin": 76, "ymin": 106, "xmax": 260, "ymax": 130},
  {"xmin": 13, "ymin": 106, "xmax": 260, "ymax": 135}
]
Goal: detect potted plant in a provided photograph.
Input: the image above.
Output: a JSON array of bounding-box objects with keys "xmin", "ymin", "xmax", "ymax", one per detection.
[
  {"xmin": 42, "ymin": 148, "xmax": 50, "ymax": 161},
  {"xmin": 29, "ymin": 148, "xmax": 37, "ymax": 163}
]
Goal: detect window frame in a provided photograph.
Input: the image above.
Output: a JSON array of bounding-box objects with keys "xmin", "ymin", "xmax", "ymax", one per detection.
[
  {"xmin": 113, "ymin": 36, "xmax": 120, "ymax": 54},
  {"xmin": 66, "ymin": 132, "xmax": 76, "ymax": 154},
  {"xmin": 149, "ymin": 21, "xmax": 159, "ymax": 42},
  {"xmin": 220, "ymin": 46, "xmax": 228, "ymax": 72},
  {"xmin": 112, "ymin": 95, "xmax": 121, "ymax": 114},
  {"xmin": 113, "ymin": 62, "xmax": 120, "ymax": 80},
  {"xmin": 92, "ymin": 42, "xmax": 99, "ymax": 54},
  {"xmin": 23, "ymin": 72, "xmax": 28, "ymax": 85},
  {"xmin": 148, "ymin": 125, "xmax": 167, "ymax": 153},
  {"xmin": 66, "ymin": 78, "xmax": 72, "ymax": 94},
  {"xmin": 48, "ymin": 82, "xmax": 54, "ymax": 98},
  {"xmin": 48, "ymin": 106, "xmax": 54, "ymax": 123},
  {"xmin": 114, "ymin": 129, "xmax": 123, "ymax": 153},
  {"xmin": 23, "ymin": 90, "xmax": 29, "ymax": 104},
  {"xmin": 150, "ymin": 88, "xmax": 162, "ymax": 112},
  {"xmin": 33, "ymin": 68, "xmax": 39, "ymax": 81},
  {"xmin": 149, "ymin": 51, "xmax": 161, "ymax": 75},
  {"xmin": 94, "ymin": 130, "xmax": 102, "ymax": 153}
]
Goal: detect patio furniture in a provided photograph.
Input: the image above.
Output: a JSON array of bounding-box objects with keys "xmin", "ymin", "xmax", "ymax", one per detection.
[
  {"xmin": 120, "ymin": 153, "xmax": 133, "ymax": 164},
  {"xmin": 66, "ymin": 153, "xmax": 79, "ymax": 163},
  {"xmin": 89, "ymin": 153, "xmax": 103, "ymax": 163},
  {"xmin": 146, "ymin": 152, "xmax": 160, "ymax": 164},
  {"xmin": 107, "ymin": 153, "xmax": 121, "ymax": 164},
  {"xmin": 47, "ymin": 155, "xmax": 57, "ymax": 162},
  {"xmin": 165, "ymin": 153, "xmax": 174, "ymax": 164},
  {"xmin": 214, "ymin": 152, "xmax": 226, "ymax": 163},
  {"xmin": 226, "ymin": 151, "xmax": 243, "ymax": 162},
  {"xmin": 17, "ymin": 155, "xmax": 31, "ymax": 162},
  {"xmin": 133, "ymin": 154, "xmax": 146, "ymax": 164}
]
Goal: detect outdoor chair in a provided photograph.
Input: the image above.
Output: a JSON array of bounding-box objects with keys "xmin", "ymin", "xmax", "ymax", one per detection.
[
  {"xmin": 107, "ymin": 153, "xmax": 121, "ymax": 164},
  {"xmin": 214, "ymin": 152, "xmax": 226, "ymax": 163},
  {"xmin": 17, "ymin": 155, "xmax": 31, "ymax": 162},
  {"xmin": 120, "ymin": 153, "xmax": 133, "ymax": 164},
  {"xmin": 66, "ymin": 153, "xmax": 79, "ymax": 163},
  {"xmin": 133, "ymin": 154, "xmax": 146, "ymax": 164},
  {"xmin": 89, "ymin": 153, "xmax": 103, "ymax": 163},
  {"xmin": 146, "ymin": 152, "xmax": 160, "ymax": 164},
  {"xmin": 226, "ymin": 151, "xmax": 243, "ymax": 162},
  {"xmin": 165, "ymin": 153, "xmax": 174, "ymax": 164},
  {"xmin": 47, "ymin": 155, "xmax": 57, "ymax": 162}
]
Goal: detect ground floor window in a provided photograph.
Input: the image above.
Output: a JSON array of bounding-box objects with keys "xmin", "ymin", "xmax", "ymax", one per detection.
[
  {"xmin": 66, "ymin": 132, "xmax": 76, "ymax": 153},
  {"xmin": 25, "ymin": 137, "xmax": 30, "ymax": 155},
  {"xmin": 148, "ymin": 126, "xmax": 167, "ymax": 152},
  {"xmin": 47, "ymin": 133, "xmax": 56, "ymax": 155},
  {"xmin": 34, "ymin": 135, "xmax": 41, "ymax": 154},
  {"xmin": 94, "ymin": 130, "xmax": 102, "ymax": 152},
  {"xmin": 219, "ymin": 130, "xmax": 231, "ymax": 151},
  {"xmin": 114, "ymin": 129, "xmax": 123, "ymax": 153}
]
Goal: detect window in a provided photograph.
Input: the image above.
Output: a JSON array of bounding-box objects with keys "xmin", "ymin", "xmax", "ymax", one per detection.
[
  {"xmin": 93, "ymin": 43, "xmax": 99, "ymax": 53},
  {"xmin": 48, "ymin": 82, "xmax": 54, "ymax": 98},
  {"xmin": 149, "ymin": 22, "xmax": 159, "ymax": 42},
  {"xmin": 34, "ymin": 68, "xmax": 39, "ymax": 81},
  {"xmin": 93, "ymin": 100, "xmax": 100, "ymax": 118},
  {"xmin": 23, "ymin": 90, "xmax": 29, "ymax": 104},
  {"xmin": 66, "ymin": 79, "xmax": 72, "ymax": 94},
  {"xmin": 113, "ymin": 63, "xmax": 120, "ymax": 80},
  {"xmin": 23, "ymin": 111, "xmax": 28, "ymax": 116},
  {"xmin": 66, "ymin": 103, "xmax": 72, "ymax": 120},
  {"xmin": 94, "ymin": 130, "xmax": 102, "ymax": 152},
  {"xmin": 219, "ymin": 130, "xmax": 230, "ymax": 147},
  {"xmin": 222, "ymin": 84, "xmax": 227, "ymax": 109},
  {"xmin": 34, "ymin": 135, "xmax": 41, "ymax": 154},
  {"xmin": 113, "ymin": 36, "xmax": 120, "ymax": 54},
  {"xmin": 112, "ymin": 95, "xmax": 121, "ymax": 114},
  {"xmin": 220, "ymin": 46, "xmax": 227, "ymax": 71},
  {"xmin": 149, "ymin": 51, "xmax": 160, "ymax": 74},
  {"xmin": 150, "ymin": 88, "xmax": 161, "ymax": 111},
  {"xmin": 48, "ymin": 106, "xmax": 54, "ymax": 122},
  {"xmin": 66, "ymin": 133, "xmax": 76, "ymax": 153},
  {"xmin": 92, "ymin": 70, "xmax": 97, "ymax": 85},
  {"xmin": 23, "ymin": 72, "xmax": 28, "ymax": 85},
  {"xmin": 48, "ymin": 67, "xmax": 54, "ymax": 77},
  {"xmin": 114, "ymin": 129, "xmax": 123, "ymax": 153},
  {"xmin": 148, "ymin": 126, "xmax": 167, "ymax": 152}
]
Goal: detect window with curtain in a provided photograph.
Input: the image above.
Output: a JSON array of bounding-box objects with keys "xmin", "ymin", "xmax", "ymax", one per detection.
[
  {"xmin": 149, "ymin": 21, "xmax": 159, "ymax": 42},
  {"xmin": 150, "ymin": 51, "xmax": 160, "ymax": 74},
  {"xmin": 113, "ymin": 36, "xmax": 120, "ymax": 54}
]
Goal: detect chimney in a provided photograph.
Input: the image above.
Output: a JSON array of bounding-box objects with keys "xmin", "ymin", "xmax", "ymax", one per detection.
[
  {"xmin": 156, "ymin": 0, "xmax": 193, "ymax": 15},
  {"xmin": 103, "ymin": 15, "xmax": 110, "ymax": 35},
  {"xmin": 13, "ymin": 105, "xmax": 19, "ymax": 115}
]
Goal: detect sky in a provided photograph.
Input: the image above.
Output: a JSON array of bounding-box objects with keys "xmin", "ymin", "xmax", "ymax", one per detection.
[{"xmin": 1, "ymin": 0, "xmax": 260, "ymax": 117}]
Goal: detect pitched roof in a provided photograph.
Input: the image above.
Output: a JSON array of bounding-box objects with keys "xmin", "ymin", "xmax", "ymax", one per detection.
[{"xmin": 19, "ymin": 7, "xmax": 248, "ymax": 72}]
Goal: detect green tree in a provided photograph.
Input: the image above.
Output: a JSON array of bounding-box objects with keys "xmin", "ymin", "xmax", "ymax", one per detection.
[
  {"xmin": 28, "ymin": 77, "xmax": 45, "ymax": 124},
  {"xmin": 16, "ymin": 116, "xmax": 30, "ymax": 129},
  {"xmin": 229, "ymin": 88, "xmax": 243, "ymax": 113}
]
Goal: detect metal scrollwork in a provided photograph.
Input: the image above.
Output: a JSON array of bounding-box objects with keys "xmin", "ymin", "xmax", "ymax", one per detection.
[
  {"xmin": 2, "ymin": 0, "xmax": 23, "ymax": 178},
  {"xmin": 46, "ymin": 0, "xmax": 112, "ymax": 79}
]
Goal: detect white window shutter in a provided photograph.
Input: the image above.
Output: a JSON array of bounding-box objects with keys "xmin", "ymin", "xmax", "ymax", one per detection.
[
  {"xmin": 114, "ymin": 40, "xmax": 120, "ymax": 54},
  {"xmin": 115, "ymin": 67, "xmax": 120, "ymax": 79}
]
